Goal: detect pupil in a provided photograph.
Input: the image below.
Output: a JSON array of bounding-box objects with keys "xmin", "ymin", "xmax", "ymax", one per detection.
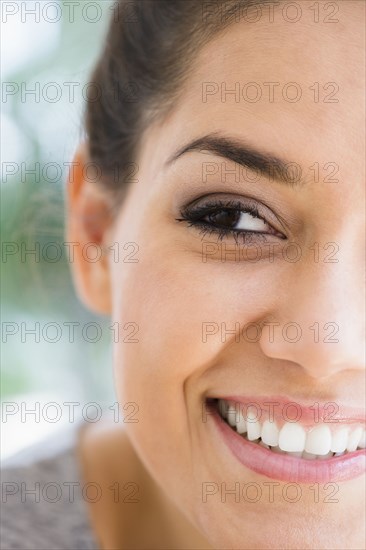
[{"xmin": 209, "ymin": 209, "xmax": 240, "ymax": 228}]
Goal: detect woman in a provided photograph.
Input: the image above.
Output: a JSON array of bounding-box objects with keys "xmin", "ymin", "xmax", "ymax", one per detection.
[{"xmin": 2, "ymin": 0, "xmax": 365, "ymax": 548}]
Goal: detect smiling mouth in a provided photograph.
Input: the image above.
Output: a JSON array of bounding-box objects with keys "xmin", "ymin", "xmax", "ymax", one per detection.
[{"xmin": 214, "ymin": 398, "xmax": 366, "ymax": 460}]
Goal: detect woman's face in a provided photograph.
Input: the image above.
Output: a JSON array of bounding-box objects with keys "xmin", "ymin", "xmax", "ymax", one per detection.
[{"xmin": 83, "ymin": 3, "xmax": 365, "ymax": 548}]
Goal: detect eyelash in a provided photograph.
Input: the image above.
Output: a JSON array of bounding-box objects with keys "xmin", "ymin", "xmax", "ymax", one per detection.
[{"xmin": 176, "ymin": 198, "xmax": 285, "ymax": 244}]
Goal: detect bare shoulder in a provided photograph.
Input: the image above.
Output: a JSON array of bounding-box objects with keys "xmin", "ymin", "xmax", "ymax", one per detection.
[
  {"xmin": 77, "ymin": 418, "xmax": 140, "ymax": 478},
  {"xmin": 77, "ymin": 420, "xmax": 147, "ymax": 549}
]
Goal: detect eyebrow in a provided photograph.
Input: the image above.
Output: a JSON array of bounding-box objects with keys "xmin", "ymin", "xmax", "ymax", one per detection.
[{"xmin": 165, "ymin": 133, "xmax": 303, "ymax": 186}]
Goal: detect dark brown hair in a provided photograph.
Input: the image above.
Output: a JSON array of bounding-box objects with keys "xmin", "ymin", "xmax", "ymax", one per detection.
[{"xmin": 85, "ymin": 0, "xmax": 269, "ymax": 198}]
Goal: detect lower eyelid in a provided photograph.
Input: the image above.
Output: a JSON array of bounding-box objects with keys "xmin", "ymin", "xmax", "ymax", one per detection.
[
  {"xmin": 201, "ymin": 215, "xmax": 282, "ymax": 238},
  {"xmin": 190, "ymin": 222, "xmax": 275, "ymax": 244}
]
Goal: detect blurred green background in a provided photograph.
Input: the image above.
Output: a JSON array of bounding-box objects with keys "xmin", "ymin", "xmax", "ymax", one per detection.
[{"xmin": 1, "ymin": 0, "xmax": 117, "ymax": 458}]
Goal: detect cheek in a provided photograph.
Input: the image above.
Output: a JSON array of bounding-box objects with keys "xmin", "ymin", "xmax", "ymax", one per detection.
[
  {"xmin": 109, "ymin": 221, "xmax": 280, "ymax": 482},
  {"xmin": 111, "ymin": 241, "xmax": 278, "ymax": 398}
]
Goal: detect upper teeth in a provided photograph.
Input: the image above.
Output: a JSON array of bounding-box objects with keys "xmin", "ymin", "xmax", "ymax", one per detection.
[{"xmin": 219, "ymin": 399, "xmax": 366, "ymax": 457}]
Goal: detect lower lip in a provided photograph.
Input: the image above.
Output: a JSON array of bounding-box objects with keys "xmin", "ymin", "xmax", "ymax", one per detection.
[{"xmin": 210, "ymin": 406, "xmax": 366, "ymax": 483}]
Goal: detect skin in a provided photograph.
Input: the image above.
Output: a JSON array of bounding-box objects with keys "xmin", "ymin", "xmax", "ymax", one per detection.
[{"xmin": 68, "ymin": 2, "xmax": 365, "ymax": 549}]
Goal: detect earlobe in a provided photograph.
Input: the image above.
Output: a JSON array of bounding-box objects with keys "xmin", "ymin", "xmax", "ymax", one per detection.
[{"xmin": 66, "ymin": 143, "xmax": 113, "ymax": 315}]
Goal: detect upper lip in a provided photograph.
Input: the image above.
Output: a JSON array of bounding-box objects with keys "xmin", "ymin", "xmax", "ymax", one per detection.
[{"xmin": 209, "ymin": 394, "xmax": 366, "ymax": 425}]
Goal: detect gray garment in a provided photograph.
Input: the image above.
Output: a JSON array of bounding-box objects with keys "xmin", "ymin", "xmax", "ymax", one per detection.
[{"xmin": 1, "ymin": 419, "xmax": 100, "ymax": 550}]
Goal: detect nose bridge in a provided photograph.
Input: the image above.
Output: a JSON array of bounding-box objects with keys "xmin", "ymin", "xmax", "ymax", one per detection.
[{"xmin": 259, "ymin": 256, "xmax": 365, "ymax": 377}]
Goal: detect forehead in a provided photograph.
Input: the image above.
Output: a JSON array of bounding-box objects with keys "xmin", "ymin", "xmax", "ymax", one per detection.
[{"xmin": 154, "ymin": 2, "xmax": 365, "ymax": 174}]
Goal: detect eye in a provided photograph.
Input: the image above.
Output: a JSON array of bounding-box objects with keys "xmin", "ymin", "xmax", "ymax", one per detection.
[
  {"xmin": 176, "ymin": 196, "xmax": 286, "ymax": 243},
  {"xmin": 205, "ymin": 209, "xmax": 271, "ymax": 233}
]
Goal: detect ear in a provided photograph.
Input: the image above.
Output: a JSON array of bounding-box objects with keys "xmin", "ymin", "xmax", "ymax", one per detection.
[{"xmin": 66, "ymin": 143, "xmax": 113, "ymax": 315}]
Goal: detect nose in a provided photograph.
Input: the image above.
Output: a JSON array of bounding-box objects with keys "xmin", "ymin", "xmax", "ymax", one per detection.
[{"xmin": 259, "ymin": 252, "xmax": 365, "ymax": 380}]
